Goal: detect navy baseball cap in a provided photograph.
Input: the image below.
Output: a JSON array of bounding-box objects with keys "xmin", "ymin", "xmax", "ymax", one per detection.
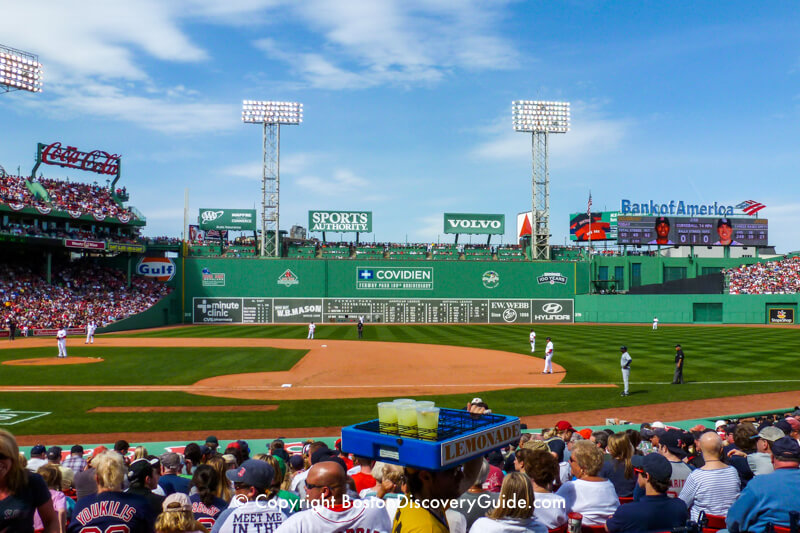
[
  {"xmin": 46, "ymin": 446, "xmax": 62, "ymax": 461},
  {"xmin": 775, "ymin": 419, "xmax": 793, "ymax": 435},
  {"xmin": 227, "ymin": 459, "xmax": 275, "ymax": 490},
  {"xmin": 772, "ymin": 436, "xmax": 800, "ymax": 461},
  {"xmin": 659, "ymin": 430, "xmax": 686, "ymax": 457},
  {"xmin": 128, "ymin": 457, "xmax": 159, "ymax": 483},
  {"xmin": 288, "ymin": 455, "xmax": 304, "ymax": 470},
  {"xmin": 717, "ymin": 218, "xmax": 732, "ymax": 228},
  {"xmin": 632, "ymin": 453, "xmax": 672, "ymax": 482},
  {"xmin": 31, "ymin": 444, "xmax": 46, "ymax": 455},
  {"xmin": 70, "ymin": 445, "xmax": 84, "ymax": 455},
  {"xmin": 655, "ymin": 217, "xmax": 669, "ymax": 225},
  {"xmin": 620, "ymin": 346, "xmax": 627, "ymax": 351}
]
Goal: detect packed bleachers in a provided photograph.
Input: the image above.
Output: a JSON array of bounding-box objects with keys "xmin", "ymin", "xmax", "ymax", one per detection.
[
  {"xmin": 38, "ymin": 177, "xmax": 133, "ymax": 219},
  {"xmin": 4, "ymin": 404, "xmax": 800, "ymax": 532},
  {"xmin": 726, "ymin": 256, "xmax": 800, "ymax": 294},
  {"xmin": 0, "ymin": 173, "xmax": 44, "ymax": 206},
  {"xmin": 0, "ymin": 259, "xmax": 171, "ymax": 330}
]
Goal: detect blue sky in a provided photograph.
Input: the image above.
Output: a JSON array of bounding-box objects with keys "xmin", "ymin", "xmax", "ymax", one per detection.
[{"xmin": 1, "ymin": 1, "xmax": 799, "ymax": 251}]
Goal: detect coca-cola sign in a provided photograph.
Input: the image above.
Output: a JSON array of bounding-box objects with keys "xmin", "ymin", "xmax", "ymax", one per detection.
[{"xmin": 39, "ymin": 142, "xmax": 120, "ymax": 176}]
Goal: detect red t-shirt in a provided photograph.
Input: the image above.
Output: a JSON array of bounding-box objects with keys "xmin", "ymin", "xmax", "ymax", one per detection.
[{"xmin": 351, "ymin": 471, "xmax": 377, "ymax": 493}]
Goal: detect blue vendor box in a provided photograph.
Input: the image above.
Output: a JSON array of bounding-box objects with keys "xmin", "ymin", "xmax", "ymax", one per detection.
[{"xmin": 341, "ymin": 408, "xmax": 520, "ymax": 471}]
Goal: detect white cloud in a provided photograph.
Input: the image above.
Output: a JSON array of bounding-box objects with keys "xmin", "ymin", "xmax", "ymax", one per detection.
[
  {"xmin": 412, "ymin": 214, "xmax": 445, "ymax": 240},
  {"xmin": 472, "ymin": 101, "xmax": 632, "ymax": 167},
  {"xmin": 254, "ymin": 0, "xmax": 518, "ymax": 89},
  {"xmin": 42, "ymin": 83, "xmax": 239, "ymax": 134}
]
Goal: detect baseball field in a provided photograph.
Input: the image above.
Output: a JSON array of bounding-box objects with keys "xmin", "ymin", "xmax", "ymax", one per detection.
[{"xmin": 1, "ymin": 323, "xmax": 799, "ymax": 443}]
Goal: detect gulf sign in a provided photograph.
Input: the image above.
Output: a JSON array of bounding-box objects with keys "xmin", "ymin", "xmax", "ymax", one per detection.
[{"xmin": 136, "ymin": 257, "xmax": 176, "ymax": 282}]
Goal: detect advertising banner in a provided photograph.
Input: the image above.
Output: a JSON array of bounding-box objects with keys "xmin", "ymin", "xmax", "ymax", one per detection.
[
  {"xmin": 136, "ymin": 257, "xmax": 176, "ymax": 282},
  {"xmin": 443, "ymin": 213, "xmax": 505, "ymax": 235},
  {"xmin": 617, "ymin": 216, "xmax": 768, "ymax": 246},
  {"xmin": 769, "ymin": 308, "xmax": 795, "ymax": 324},
  {"xmin": 64, "ymin": 239, "xmax": 106, "ymax": 250},
  {"xmin": 570, "ymin": 212, "xmax": 618, "ymax": 241},
  {"xmin": 308, "ymin": 211, "xmax": 372, "ymax": 232},
  {"xmin": 107, "ymin": 242, "xmax": 146, "ymax": 253},
  {"xmin": 356, "ymin": 267, "xmax": 433, "ymax": 290},
  {"xmin": 198, "ymin": 209, "xmax": 257, "ymax": 231}
]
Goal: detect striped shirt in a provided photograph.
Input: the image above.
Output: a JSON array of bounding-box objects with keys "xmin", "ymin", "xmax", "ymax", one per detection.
[
  {"xmin": 678, "ymin": 466, "xmax": 741, "ymax": 521},
  {"xmin": 62, "ymin": 455, "xmax": 87, "ymax": 473}
]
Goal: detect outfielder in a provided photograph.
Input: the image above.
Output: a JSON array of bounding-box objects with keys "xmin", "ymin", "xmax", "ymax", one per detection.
[
  {"xmin": 307, "ymin": 321, "xmax": 315, "ymax": 339},
  {"xmin": 85, "ymin": 320, "xmax": 97, "ymax": 344},
  {"xmin": 57, "ymin": 326, "xmax": 68, "ymax": 358},
  {"xmin": 653, "ymin": 317, "xmax": 658, "ymax": 330},
  {"xmin": 543, "ymin": 336, "xmax": 554, "ymax": 374},
  {"xmin": 620, "ymin": 346, "xmax": 632, "ymax": 396},
  {"xmin": 529, "ymin": 329, "xmax": 536, "ymax": 352}
]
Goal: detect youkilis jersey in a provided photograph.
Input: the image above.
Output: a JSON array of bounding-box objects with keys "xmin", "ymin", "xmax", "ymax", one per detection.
[{"xmin": 68, "ymin": 491, "xmax": 155, "ymax": 533}]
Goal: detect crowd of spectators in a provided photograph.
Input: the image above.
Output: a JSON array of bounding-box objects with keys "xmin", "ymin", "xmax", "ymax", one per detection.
[
  {"xmin": 1, "ymin": 259, "xmax": 171, "ymax": 331},
  {"xmin": 3, "ymin": 404, "xmax": 800, "ymax": 532},
  {"xmin": 726, "ymin": 256, "xmax": 800, "ymax": 294},
  {"xmin": 0, "ymin": 221, "xmax": 142, "ymax": 243},
  {"xmin": 0, "ymin": 173, "xmax": 45, "ymax": 207},
  {"xmin": 38, "ymin": 177, "xmax": 133, "ymax": 219}
]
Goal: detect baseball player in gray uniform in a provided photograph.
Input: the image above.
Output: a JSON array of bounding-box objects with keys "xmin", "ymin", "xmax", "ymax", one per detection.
[{"xmin": 620, "ymin": 346, "xmax": 632, "ymax": 396}]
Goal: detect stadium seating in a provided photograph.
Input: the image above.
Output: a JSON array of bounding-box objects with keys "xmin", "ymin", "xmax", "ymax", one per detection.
[
  {"xmin": 355, "ymin": 246, "xmax": 384, "ymax": 259},
  {"xmin": 387, "ymin": 246, "xmax": 426, "ymax": 260},
  {"xmin": 320, "ymin": 246, "xmax": 351, "ymax": 259},
  {"xmin": 463, "ymin": 248, "xmax": 493, "ymax": 261},
  {"xmin": 726, "ymin": 255, "xmax": 800, "ymax": 294},
  {"xmin": 497, "ymin": 246, "xmax": 527, "ymax": 261}
]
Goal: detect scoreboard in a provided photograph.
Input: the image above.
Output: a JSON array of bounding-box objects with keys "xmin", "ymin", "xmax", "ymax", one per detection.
[
  {"xmin": 193, "ymin": 297, "xmax": 574, "ymax": 324},
  {"xmin": 617, "ymin": 216, "xmax": 768, "ymax": 246}
]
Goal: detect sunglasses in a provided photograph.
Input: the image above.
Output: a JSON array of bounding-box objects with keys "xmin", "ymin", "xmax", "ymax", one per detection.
[{"xmin": 305, "ymin": 480, "xmax": 337, "ymax": 490}]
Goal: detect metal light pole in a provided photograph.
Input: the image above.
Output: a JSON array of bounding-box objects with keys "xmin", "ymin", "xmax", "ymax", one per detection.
[
  {"xmin": 0, "ymin": 44, "xmax": 43, "ymax": 94},
  {"xmin": 512, "ymin": 101, "xmax": 570, "ymax": 260},
  {"xmin": 242, "ymin": 100, "xmax": 303, "ymax": 257}
]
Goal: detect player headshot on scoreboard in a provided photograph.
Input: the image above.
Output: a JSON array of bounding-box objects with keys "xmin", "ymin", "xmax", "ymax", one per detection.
[
  {"xmin": 714, "ymin": 217, "xmax": 742, "ymax": 246},
  {"xmin": 647, "ymin": 216, "xmax": 674, "ymax": 245}
]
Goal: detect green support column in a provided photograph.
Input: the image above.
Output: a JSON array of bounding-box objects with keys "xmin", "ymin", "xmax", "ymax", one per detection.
[
  {"xmin": 46, "ymin": 252, "xmax": 52, "ymax": 284},
  {"xmin": 127, "ymin": 255, "xmax": 132, "ymax": 288}
]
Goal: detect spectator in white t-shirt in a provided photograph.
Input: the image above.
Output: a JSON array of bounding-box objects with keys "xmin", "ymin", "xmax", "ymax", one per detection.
[
  {"xmin": 469, "ymin": 472, "xmax": 547, "ymax": 533},
  {"xmin": 678, "ymin": 432, "xmax": 740, "ymax": 521},
  {"xmin": 523, "ymin": 449, "xmax": 568, "ymax": 530},
  {"xmin": 556, "ymin": 441, "xmax": 619, "ymax": 527}
]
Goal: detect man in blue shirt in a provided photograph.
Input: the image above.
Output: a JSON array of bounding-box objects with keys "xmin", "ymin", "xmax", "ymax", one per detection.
[
  {"xmin": 158, "ymin": 452, "xmax": 191, "ymax": 495},
  {"xmin": 726, "ymin": 437, "xmax": 800, "ymax": 532},
  {"xmin": 606, "ymin": 453, "xmax": 688, "ymax": 532}
]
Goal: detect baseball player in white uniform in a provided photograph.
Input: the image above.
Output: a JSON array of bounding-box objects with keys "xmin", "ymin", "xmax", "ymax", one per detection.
[
  {"xmin": 620, "ymin": 346, "xmax": 632, "ymax": 396},
  {"xmin": 543, "ymin": 336, "xmax": 554, "ymax": 374},
  {"xmin": 85, "ymin": 320, "xmax": 97, "ymax": 344},
  {"xmin": 307, "ymin": 322, "xmax": 315, "ymax": 339},
  {"xmin": 529, "ymin": 329, "xmax": 536, "ymax": 352},
  {"xmin": 653, "ymin": 317, "xmax": 658, "ymax": 330},
  {"xmin": 57, "ymin": 327, "xmax": 68, "ymax": 358}
]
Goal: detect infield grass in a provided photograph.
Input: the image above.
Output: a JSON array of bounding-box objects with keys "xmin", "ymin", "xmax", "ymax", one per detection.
[{"xmin": 3, "ymin": 323, "xmax": 799, "ymax": 435}]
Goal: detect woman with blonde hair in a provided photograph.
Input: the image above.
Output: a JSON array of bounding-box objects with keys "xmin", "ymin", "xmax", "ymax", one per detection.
[
  {"xmin": 599, "ymin": 433, "xmax": 636, "ymax": 497},
  {"xmin": 0, "ymin": 430, "xmax": 58, "ymax": 532},
  {"xmin": 70, "ymin": 451, "xmax": 156, "ymax": 532},
  {"xmin": 132, "ymin": 446, "xmax": 148, "ymax": 461},
  {"xmin": 155, "ymin": 492, "xmax": 208, "ymax": 533},
  {"xmin": 257, "ymin": 454, "xmax": 300, "ymax": 512},
  {"xmin": 205, "ymin": 455, "xmax": 233, "ymax": 502},
  {"xmin": 469, "ymin": 472, "xmax": 547, "ymax": 532},
  {"xmin": 556, "ymin": 440, "xmax": 619, "ymax": 527},
  {"xmin": 35, "ymin": 464, "xmax": 67, "ymax": 533}
]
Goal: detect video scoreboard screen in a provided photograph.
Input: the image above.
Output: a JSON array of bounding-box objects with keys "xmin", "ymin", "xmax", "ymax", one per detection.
[{"xmin": 617, "ymin": 216, "xmax": 768, "ymax": 246}]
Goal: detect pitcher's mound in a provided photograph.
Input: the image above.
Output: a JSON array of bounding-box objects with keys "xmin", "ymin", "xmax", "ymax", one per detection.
[{"xmin": 3, "ymin": 357, "xmax": 104, "ymax": 366}]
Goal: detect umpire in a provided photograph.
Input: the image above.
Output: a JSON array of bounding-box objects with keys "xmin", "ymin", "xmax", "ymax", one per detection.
[{"xmin": 672, "ymin": 344, "xmax": 685, "ymax": 384}]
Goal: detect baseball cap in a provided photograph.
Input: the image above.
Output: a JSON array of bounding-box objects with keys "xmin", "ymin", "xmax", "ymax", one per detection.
[
  {"xmin": 160, "ymin": 452, "xmax": 183, "ymax": 470},
  {"xmin": 471, "ymin": 397, "xmax": 484, "ymax": 405},
  {"xmin": 771, "ymin": 437, "xmax": 800, "ymax": 461},
  {"xmin": 310, "ymin": 448, "xmax": 336, "ymax": 465},
  {"xmin": 46, "ymin": 446, "xmax": 62, "ymax": 461},
  {"xmin": 775, "ymin": 419, "xmax": 793, "ymax": 435},
  {"xmin": 222, "ymin": 454, "xmax": 237, "ymax": 465},
  {"xmin": 659, "ymin": 430, "xmax": 687, "ymax": 458},
  {"xmin": 655, "ymin": 216, "xmax": 669, "ymax": 225},
  {"xmin": 555, "ymin": 421, "xmax": 574, "ymax": 432},
  {"xmin": 162, "ymin": 492, "xmax": 192, "ymax": 513},
  {"xmin": 30, "ymin": 444, "xmax": 46, "ymax": 455},
  {"xmin": 632, "ymin": 453, "xmax": 672, "ymax": 482},
  {"xmin": 651, "ymin": 421, "xmax": 666, "ymax": 429},
  {"xmin": 545, "ymin": 337, "xmax": 551, "ymax": 340},
  {"xmin": 227, "ymin": 459, "xmax": 275, "ymax": 490},
  {"xmin": 128, "ymin": 457, "xmax": 159, "ymax": 483},
  {"xmin": 752, "ymin": 426, "xmax": 784, "ymax": 442},
  {"xmin": 70, "ymin": 445, "xmax": 84, "ymax": 455},
  {"xmin": 714, "ymin": 420, "xmax": 727, "ymax": 429},
  {"xmin": 205, "ymin": 436, "xmax": 219, "ymax": 446},
  {"xmin": 717, "ymin": 218, "xmax": 732, "ymax": 228},
  {"xmin": 288, "ymin": 455, "xmax": 304, "ymax": 470},
  {"xmin": 88, "ymin": 446, "xmax": 108, "ymax": 464},
  {"xmin": 640, "ymin": 428, "xmax": 655, "ymax": 439},
  {"xmin": 578, "ymin": 428, "xmax": 593, "ymax": 440},
  {"xmin": 620, "ymin": 346, "xmax": 627, "ymax": 351}
]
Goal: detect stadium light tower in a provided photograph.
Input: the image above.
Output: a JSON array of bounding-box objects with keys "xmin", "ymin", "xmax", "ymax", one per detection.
[
  {"xmin": 0, "ymin": 44, "xmax": 43, "ymax": 94},
  {"xmin": 242, "ymin": 100, "xmax": 303, "ymax": 257},
  {"xmin": 512, "ymin": 100, "xmax": 570, "ymax": 260}
]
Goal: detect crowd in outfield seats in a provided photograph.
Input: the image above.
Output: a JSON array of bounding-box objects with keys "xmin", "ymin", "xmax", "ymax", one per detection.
[
  {"xmin": 0, "ymin": 173, "xmax": 45, "ymax": 206},
  {"xmin": 726, "ymin": 256, "xmax": 800, "ymax": 294},
  {"xmin": 2, "ymin": 402, "xmax": 799, "ymax": 532},
  {"xmin": 0, "ymin": 260, "xmax": 171, "ymax": 330},
  {"xmin": 38, "ymin": 177, "xmax": 132, "ymax": 219}
]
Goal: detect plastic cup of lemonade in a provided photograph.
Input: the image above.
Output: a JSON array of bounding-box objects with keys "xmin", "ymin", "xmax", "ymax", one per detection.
[
  {"xmin": 393, "ymin": 398, "xmax": 416, "ymax": 405},
  {"xmin": 378, "ymin": 402, "xmax": 398, "ymax": 434},
  {"xmin": 415, "ymin": 401, "xmax": 435, "ymax": 409},
  {"xmin": 396, "ymin": 403, "xmax": 419, "ymax": 437},
  {"xmin": 416, "ymin": 407, "xmax": 440, "ymax": 441}
]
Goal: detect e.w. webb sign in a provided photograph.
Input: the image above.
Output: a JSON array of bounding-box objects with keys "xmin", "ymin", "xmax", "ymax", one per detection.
[{"xmin": 309, "ymin": 211, "xmax": 372, "ymax": 232}]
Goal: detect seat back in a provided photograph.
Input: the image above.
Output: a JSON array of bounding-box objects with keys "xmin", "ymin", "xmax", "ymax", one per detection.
[
  {"xmin": 618, "ymin": 496, "xmax": 634, "ymax": 505},
  {"xmin": 548, "ymin": 525, "xmax": 567, "ymax": 533}
]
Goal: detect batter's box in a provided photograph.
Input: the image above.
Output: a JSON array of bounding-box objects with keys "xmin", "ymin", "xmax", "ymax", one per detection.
[{"xmin": 0, "ymin": 408, "xmax": 50, "ymax": 425}]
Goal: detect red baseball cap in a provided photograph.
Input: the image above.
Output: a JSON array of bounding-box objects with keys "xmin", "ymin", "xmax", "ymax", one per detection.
[
  {"xmin": 556, "ymin": 421, "xmax": 574, "ymax": 432},
  {"xmin": 578, "ymin": 428, "xmax": 593, "ymax": 440}
]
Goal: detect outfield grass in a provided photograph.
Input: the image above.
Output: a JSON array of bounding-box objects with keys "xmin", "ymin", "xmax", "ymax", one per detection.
[
  {"xmin": 0, "ymin": 347, "xmax": 307, "ymax": 385},
  {"xmin": 3, "ymin": 324, "xmax": 798, "ymax": 435}
]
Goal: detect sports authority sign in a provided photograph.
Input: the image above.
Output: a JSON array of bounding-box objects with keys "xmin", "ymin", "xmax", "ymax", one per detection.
[
  {"xmin": 356, "ymin": 267, "xmax": 433, "ymax": 290},
  {"xmin": 198, "ymin": 209, "xmax": 257, "ymax": 231},
  {"xmin": 443, "ymin": 213, "xmax": 505, "ymax": 235},
  {"xmin": 309, "ymin": 211, "xmax": 372, "ymax": 233}
]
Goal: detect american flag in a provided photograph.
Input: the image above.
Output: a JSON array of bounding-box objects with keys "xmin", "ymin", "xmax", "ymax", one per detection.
[
  {"xmin": 735, "ymin": 200, "xmax": 766, "ymax": 216},
  {"xmin": 587, "ymin": 192, "xmax": 592, "ymax": 217}
]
